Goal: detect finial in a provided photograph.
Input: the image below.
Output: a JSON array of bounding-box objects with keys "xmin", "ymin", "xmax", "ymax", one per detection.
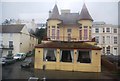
[
  {"xmin": 83, "ymin": 0, "xmax": 85, "ymax": 3},
  {"xmin": 55, "ymin": 0, "xmax": 57, "ymax": 5}
]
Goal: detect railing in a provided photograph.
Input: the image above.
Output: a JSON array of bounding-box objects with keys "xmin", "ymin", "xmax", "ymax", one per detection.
[
  {"xmin": 44, "ymin": 36, "xmax": 93, "ymax": 42},
  {"xmin": 1, "ymin": 44, "xmax": 14, "ymax": 50}
]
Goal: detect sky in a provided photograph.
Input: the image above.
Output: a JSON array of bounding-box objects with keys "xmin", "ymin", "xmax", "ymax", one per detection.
[{"xmin": 0, "ymin": 0, "xmax": 119, "ymax": 25}]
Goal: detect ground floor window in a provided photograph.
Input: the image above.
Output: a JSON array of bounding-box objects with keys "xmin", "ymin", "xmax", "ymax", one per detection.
[
  {"xmin": 8, "ymin": 50, "xmax": 12, "ymax": 55},
  {"xmin": 77, "ymin": 50, "xmax": 91, "ymax": 63},
  {"xmin": 106, "ymin": 46, "xmax": 110, "ymax": 54},
  {"xmin": 60, "ymin": 50, "xmax": 74, "ymax": 62},
  {"xmin": 43, "ymin": 49, "xmax": 56, "ymax": 62},
  {"xmin": 103, "ymin": 47, "xmax": 105, "ymax": 55}
]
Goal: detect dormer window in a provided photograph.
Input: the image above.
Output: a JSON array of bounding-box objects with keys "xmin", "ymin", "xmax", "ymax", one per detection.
[{"xmin": 67, "ymin": 29, "xmax": 72, "ymax": 33}]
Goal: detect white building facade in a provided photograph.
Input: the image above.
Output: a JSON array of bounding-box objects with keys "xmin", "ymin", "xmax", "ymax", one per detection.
[
  {"xmin": 92, "ymin": 22, "xmax": 118, "ymax": 55},
  {"xmin": 1, "ymin": 24, "xmax": 38, "ymax": 57}
]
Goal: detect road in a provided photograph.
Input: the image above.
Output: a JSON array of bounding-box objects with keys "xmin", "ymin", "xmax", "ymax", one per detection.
[{"xmin": 2, "ymin": 56, "xmax": 120, "ymax": 80}]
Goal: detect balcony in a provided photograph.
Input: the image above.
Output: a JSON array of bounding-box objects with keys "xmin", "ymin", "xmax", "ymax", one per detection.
[
  {"xmin": 44, "ymin": 36, "xmax": 93, "ymax": 42},
  {"xmin": 0, "ymin": 44, "xmax": 14, "ymax": 50}
]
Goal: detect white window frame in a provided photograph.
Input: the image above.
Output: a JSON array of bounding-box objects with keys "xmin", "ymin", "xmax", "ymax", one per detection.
[
  {"xmin": 95, "ymin": 28, "xmax": 99, "ymax": 33},
  {"xmin": 114, "ymin": 37, "xmax": 117, "ymax": 44}
]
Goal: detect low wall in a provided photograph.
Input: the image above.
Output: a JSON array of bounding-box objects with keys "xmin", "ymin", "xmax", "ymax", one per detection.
[{"xmin": 101, "ymin": 57, "xmax": 117, "ymax": 71}]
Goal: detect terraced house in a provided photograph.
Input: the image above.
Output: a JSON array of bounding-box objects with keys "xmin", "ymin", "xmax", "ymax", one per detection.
[{"xmin": 35, "ymin": 4, "xmax": 102, "ymax": 72}]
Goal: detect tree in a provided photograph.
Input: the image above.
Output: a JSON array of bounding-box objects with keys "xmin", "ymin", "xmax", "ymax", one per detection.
[{"xmin": 34, "ymin": 28, "xmax": 47, "ymax": 44}]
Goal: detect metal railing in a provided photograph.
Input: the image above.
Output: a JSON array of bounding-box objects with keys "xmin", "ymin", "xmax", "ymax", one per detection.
[
  {"xmin": 0, "ymin": 44, "xmax": 14, "ymax": 50},
  {"xmin": 45, "ymin": 36, "xmax": 92, "ymax": 41}
]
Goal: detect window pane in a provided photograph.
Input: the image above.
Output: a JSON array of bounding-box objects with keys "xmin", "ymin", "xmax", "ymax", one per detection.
[
  {"xmin": 103, "ymin": 36, "xmax": 105, "ymax": 44},
  {"xmin": 106, "ymin": 46, "xmax": 110, "ymax": 54},
  {"xmin": 9, "ymin": 41, "xmax": 13, "ymax": 48},
  {"xmin": 60, "ymin": 50, "xmax": 73, "ymax": 62},
  {"xmin": 103, "ymin": 47, "xmax": 105, "ymax": 54},
  {"xmin": 95, "ymin": 28, "xmax": 99, "ymax": 33},
  {"xmin": 43, "ymin": 49, "xmax": 56, "ymax": 62},
  {"xmin": 67, "ymin": 29, "xmax": 71, "ymax": 32},
  {"xmin": 113, "ymin": 29, "xmax": 117, "ymax": 33},
  {"xmin": 114, "ymin": 37, "xmax": 117, "ymax": 44},
  {"xmin": 107, "ymin": 36, "xmax": 110, "ymax": 44},
  {"xmin": 103, "ymin": 28, "xmax": 105, "ymax": 33},
  {"xmin": 84, "ymin": 28, "xmax": 88, "ymax": 40},
  {"xmin": 52, "ymin": 29, "xmax": 55, "ymax": 39},
  {"xmin": 106, "ymin": 28, "xmax": 110, "ymax": 32},
  {"xmin": 77, "ymin": 50, "xmax": 91, "ymax": 63},
  {"xmin": 95, "ymin": 36, "xmax": 99, "ymax": 43},
  {"xmin": 79, "ymin": 30, "xmax": 82, "ymax": 40},
  {"xmin": 57, "ymin": 29, "xmax": 60, "ymax": 40}
]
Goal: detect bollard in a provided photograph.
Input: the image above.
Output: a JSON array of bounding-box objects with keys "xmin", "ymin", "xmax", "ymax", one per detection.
[{"xmin": 42, "ymin": 65, "xmax": 46, "ymax": 81}]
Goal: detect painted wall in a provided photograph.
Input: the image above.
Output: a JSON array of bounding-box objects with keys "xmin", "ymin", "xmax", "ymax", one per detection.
[
  {"xmin": 2, "ymin": 26, "xmax": 38, "ymax": 56},
  {"xmin": 2, "ymin": 33, "xmax": 20, "ymax": 56},
  {"xmin": 92, "ymin": 24, "xmax": 118, "ymax": 55},
  {"xmin": 35, "ymin": 48, "xmax": 101, "ymax": 72},
  {"xmin": 47, "ymin": 20, "xmax": 92, "ymax": 41}
]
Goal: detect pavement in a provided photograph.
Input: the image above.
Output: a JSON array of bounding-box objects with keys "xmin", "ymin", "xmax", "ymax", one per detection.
[{"xmin": 2, "ymin": 56, "xmax": 120, "ymax": 80}]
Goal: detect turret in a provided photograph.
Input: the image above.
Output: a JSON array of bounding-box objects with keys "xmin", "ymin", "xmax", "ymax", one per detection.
[
  {"xmin": 47, "ymin": 4, "xmax": 62, "ymax": 40},
  {"xmin": 78, "ymin": 3, "xmax": 93, "ymax": 41}
]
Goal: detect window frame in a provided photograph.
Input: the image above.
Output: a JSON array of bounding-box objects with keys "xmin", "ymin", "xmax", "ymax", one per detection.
[
  {"xmin": 106, "ymin": 28, "xmax": 110, "ymax": 33},
  {"xmin": 67, "ymin": 29, "xmax": 72, "ymax": 33},
  {"xmin": 114, "ymin": 37, "xmax": 117, "ymax": 44},
  {"xmin": 43, "ymin": 48, "xmax": 57, "ymax": 62},
  {"xmin": 106, "ymin": 46, "xmax": 110, "ymax": 54},
  {"xmin": 95, "ymin": 36, "xmax": 99, "ymax": 43},
  {"xmin": 95, "ymin": 28, "xmax": 99, "ymax": 33},
  {"xmin": 77, "ymin": 50, "xmax": 91, "ymax": 63},
  {"xmin": 51, "ymin": 26, "xmax": 55, "ymax": 40},
  {"xmin": 113, "ymin": 28, "xmax": 117, "ymax": 33},
  {"xmin": 84, "ymin": 26, "xmax": 88, "ymax": 40},
  {"xmin": 60, "ymin": 49, "xmax": 74, "ymax": 63}
]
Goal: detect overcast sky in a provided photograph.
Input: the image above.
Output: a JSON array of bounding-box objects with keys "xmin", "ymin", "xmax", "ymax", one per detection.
[{"xmin": 0, "ymin": 0, "xmax": 119, "ymax": 25}]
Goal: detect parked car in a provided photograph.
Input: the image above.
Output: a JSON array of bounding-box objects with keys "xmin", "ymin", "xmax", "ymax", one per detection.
[
  {"xmin": 0, "ymin": 57, "xmax": 6, "ymax": 65},
  {"xmin": 28, "ymin": 77, "xmax": 39, "ymax": 81},
  {"xmin": 26, "ymin": 51, "xmax": 33, "ymax": 57},
  {"xmin": 1, "ymin": 56, "xmax": 16, "ymax": 65},
  {"xmin": 14, "ymin": 53, "xmax": 26, "ymax": 60},
  {"xmin": 21, "ymin": 58, "xmax": 32, "ymax": 68}
]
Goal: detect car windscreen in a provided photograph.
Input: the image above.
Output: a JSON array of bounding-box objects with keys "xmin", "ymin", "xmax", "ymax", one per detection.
[{"xmin": 15, "ymin": 54, "xmax": 21, "ymax": 56}]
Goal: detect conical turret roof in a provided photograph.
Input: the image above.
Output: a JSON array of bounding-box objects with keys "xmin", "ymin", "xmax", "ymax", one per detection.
[
  {"xmin": 79, "ymin": 3, "xmax": 93, "ymax": 21},
  {"xmin": 48, "ymin": 4, "xmax": 61, "ymax": 20}
]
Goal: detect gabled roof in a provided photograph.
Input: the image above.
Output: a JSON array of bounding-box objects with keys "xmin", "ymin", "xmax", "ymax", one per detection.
[
  {"xmin": 1, "ymin": 24, "xmax": 25, "ymax": 33},
  {"xmin": 47, "ymin": 4, "xmax": 60, "ymax": 20},
  {"xmin": 35, "ymin": 41, "xmax": 101, "ymax": 50},
  {"xmin": 79, "ymin": 4, "xmax": 93, "ymax": 21}
]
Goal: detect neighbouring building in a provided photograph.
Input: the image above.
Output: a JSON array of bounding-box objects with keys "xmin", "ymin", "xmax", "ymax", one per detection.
[
  {"xmin": 118, "ymin": 2, "xmax": 120, "ymax": 56},
  {"xmin": 0, "ymin": 24, "xmax": 38, "ymax": 57},
  {"xmin": 92, "ymin": 22, "xmax": 118, "ymax": 56},
  {"xmin": 35, "ymin": 4, "xmax": 101, "ymax": 72},
  {"xmin": 118, "ymin": 27, "xmax": 120, "ymax": 56},
  {"xmin": 37, "ymin": 23, "xmax": 46, "ymax": 29}
]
